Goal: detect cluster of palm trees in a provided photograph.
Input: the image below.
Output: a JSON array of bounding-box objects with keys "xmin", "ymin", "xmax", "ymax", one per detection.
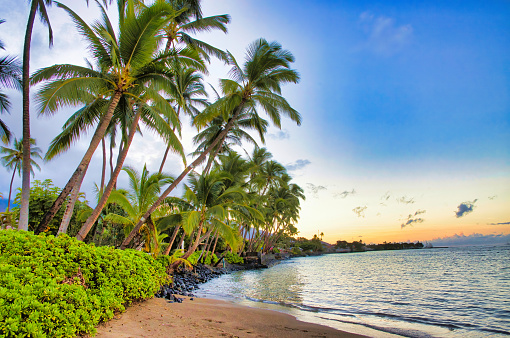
[{"xmin": 0, "ymin": 0, "xmax": 304, "ymax": 266}]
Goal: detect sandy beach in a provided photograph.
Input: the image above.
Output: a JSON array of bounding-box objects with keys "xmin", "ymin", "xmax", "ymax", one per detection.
[{"xmin": 92, "ymin": 297, "xmax": 367, "ymax": 338}]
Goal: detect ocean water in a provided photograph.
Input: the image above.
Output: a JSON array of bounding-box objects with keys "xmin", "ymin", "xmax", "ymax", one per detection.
[{"xmin": 195, "ymin": 246, "xmax": 510, "ymax": 337}]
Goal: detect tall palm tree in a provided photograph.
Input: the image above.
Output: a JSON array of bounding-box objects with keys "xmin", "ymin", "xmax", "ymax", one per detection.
[
  {"xmin": 0, "ymin": 138, "xmax": 41, "ymax": 212},
  {"xmin": 19, "ymin": 0, "xmax": 112, "ymax": 230},
  {"xmin": 32, "ymin": 1, "xmax": 182, "ymax": 235},
  {"xmin": 159, "ymin": 64, "xmax": 208, "ymax": 173},
  {"xmin": 158, "ymin": 0, "xmax": 230, "ymax": 63},
  {"xmin": 122, "ymin": 38, "xmax": 301, "ymax": 248},
  {"xmin": 192, "ymin": 108, "xmax": 269, "ymax": 174}
]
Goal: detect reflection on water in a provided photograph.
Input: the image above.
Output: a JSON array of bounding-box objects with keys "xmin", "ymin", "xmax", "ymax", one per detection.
[{"xmin": 197, "ymin": 246, "xmax": 510, "ymax": 337}]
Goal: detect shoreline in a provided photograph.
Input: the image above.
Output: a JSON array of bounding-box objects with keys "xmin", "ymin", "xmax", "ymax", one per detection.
[{"xmin": 92, "ymin": 296, "xmax": 368, "ymax": 337}]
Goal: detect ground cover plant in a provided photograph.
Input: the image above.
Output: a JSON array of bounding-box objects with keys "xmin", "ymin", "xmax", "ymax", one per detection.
[{"xmin": 0, "ymin": 230, "xmax": 169, "ymax": 337}]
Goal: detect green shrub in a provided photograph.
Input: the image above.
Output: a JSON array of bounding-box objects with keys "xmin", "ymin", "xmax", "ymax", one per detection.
[
  {"xmin": 0, "ymin": 230, "xmax": 168, "ymax": 337},
  {"xmin": 187, "ymin": 251, "xmax": 218, "ymax": 266},
  {"xmin": 291, "ymin": 247, "xmax": 301, "ymax": 255},
  {"xmin": 224, "ymin": 251, "xmax": 244, "ymax": 264}
]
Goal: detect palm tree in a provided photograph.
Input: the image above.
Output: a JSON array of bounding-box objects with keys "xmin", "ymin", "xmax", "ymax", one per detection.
[
  {"xmin": 0, "ymin": 19, "xmax": 22, "ymax": 144},
  {"xmin": 122, "ymin": 38, "xmax": 301, "ymax": 248},
  {"xmin": 157, "ymin": 170, "xmax": 258, "ymax": 270},
  {"xmin": 32, "ymin": 1, "xmax": 182, "ymax": 235},
  {"xmin": 158, "ymin": 0, "xmax": 230, "ymax": 63},
  {"xmin": 0, "ymin": 138, "xmax": 42, "ymax": 212},
  {"xmin": 192, "ymin": 108, "xmax": 269, "ymax": 174},
  {"xmin": 159, "ymin": 64, "xmax": 208, "ymax": 173},
  {"xmin": 102, "ymin": 164, "xmax": 174, "ymax": 255},
  {"xmin": 19, "ymin": 0, "xmax": 112, "ymax": 231}
]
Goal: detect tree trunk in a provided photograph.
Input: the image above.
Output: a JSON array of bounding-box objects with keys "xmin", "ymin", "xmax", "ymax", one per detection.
[
  {"xmin": 57, "ymin": 164, "xmax": 88, "ymax": 235},
  {"xmin": 163, "ymin": 225, "xmax": 181, "ymax": 256},
  {"xmin": 211, "ymin": 232, "xmax": 220, "ymax": 255},
  {"xmin": 7, "ymin": 164, "xmax": 16, "ymax": 212},
  {"xmin": 159, "ymin": 107, "xmax": 180, "ymax": 174},
  {"xmin": 76, "ymin": 108, "xmax": 142, "ymax": 241},
  {"xmin": 100, "ymin": 138, "xmax": 106, "ymax": 193},
  {"xmin": 109, "ymin": 136, "xmax": 114, "ymax": 177},
  {"xmin": 35, "ymin": 91, "xmax": 123, "ymax": 234},
  {"xmin": 177, "ymin": 231, "xmax": 185, "ymax": 251},
  {"xmin": 203, "ymin": 133, "xmax": 227, "ymax": 174},
  {"xmin": 121, "ymin": 100, "xmax": 247, "ymax": 249},
  {"xmin": 19, "ymin": 1, "xmax": 38, "ymax": 231},
  {"xmin": 168, "ymin": 227, "xmax": 199, "ymax": 270}
]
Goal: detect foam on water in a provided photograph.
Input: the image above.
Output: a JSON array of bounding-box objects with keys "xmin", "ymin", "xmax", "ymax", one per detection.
[{"xmin": 196, "ymin": 246, "xmax": 510, "ymax": 337}]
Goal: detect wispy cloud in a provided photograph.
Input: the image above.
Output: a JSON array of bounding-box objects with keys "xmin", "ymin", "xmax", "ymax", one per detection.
[
  {"xmin": 455, "ymin": 199, "xmax": 477, "ymax": 218},
  {"xmin": 353, "ymin": 206, "xmax": 367, "ymax": 218},
  {"xmin": 307, "ymin": 183, "xmax": 327, "ymax": 198},
  {"xmin": 397, "ymin": 196, "xmax": 415, "ymax": 204},
  {"xmin": 380, "ymin": 192, "xmax": 391, "ymax": 206},
  {"xmin": 268, "ymin": 130, "xmax": 290, "ymax": 140},
  {"xmin": 287, "ymin": 159, "xmax": 311, "ymax": 171},
  {"xmin": 431, "ymin": 233, "xmax": 510, "ymax": 247},
  {"xmin": 334, "ymin": 189, "xmax": 356, "ymax": 199},
  {"xmin": 358, "ymin": 12, "xmax": 413, "ymax": 56},
  {"xmin": 401, "ymin": 209, "xmax": 426, "ymax": 228},
  {"xmin": 487, "ymin": 221, "xmax": 510, "ymax": 225}
]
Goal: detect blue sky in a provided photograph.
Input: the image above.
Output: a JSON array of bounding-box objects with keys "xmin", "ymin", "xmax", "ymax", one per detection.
[{"xmin": 0, "ymin": 0, "xmax": 509, "ymax": 243}]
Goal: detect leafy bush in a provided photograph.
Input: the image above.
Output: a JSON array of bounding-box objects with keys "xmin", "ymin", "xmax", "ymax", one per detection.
[
  {"xmin": 291, "ymin": 247, "xmax": 302, "ymax": 255},
  {"xmin": 224, "ymin": 251, "xmax": 244, "ymax": 264},
  {"xmin": 272, "ymin": 248, "xmax": 280, "ymax": 254},
  {"xmin": 0, "ymin": 230, "xmax": 168, "ymax": 337},
  {"xmin": 11, "ymin": 180, "xmax": 90, "ymax": 237},
  {"xmin": 187, "ymin": 251, "xmax": 219, "ymax": 266}
]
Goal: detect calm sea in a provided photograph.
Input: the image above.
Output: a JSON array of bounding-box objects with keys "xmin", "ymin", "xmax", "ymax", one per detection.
[{"xmin": 195, "ymin": 246, "xmax": 510, "ymax": 337}]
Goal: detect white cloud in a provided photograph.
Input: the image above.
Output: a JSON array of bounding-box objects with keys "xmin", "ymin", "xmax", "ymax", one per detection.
[{"xmin": 357, "ymin": 11, "xmax": 413, "ymax": 56}]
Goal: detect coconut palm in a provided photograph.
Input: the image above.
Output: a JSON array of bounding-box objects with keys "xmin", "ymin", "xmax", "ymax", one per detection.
[
  {"xmin": 102, "ymin": 164, "xmax": 174, "ymax": 255},
  {"xmin": 0, "ymin": 138, "xmax": 42, "ymax": 212},
  {"xmin": 32, "ymin": 1, "xmax": 183, "ymax": 235},
  {"xmin": 18, "ymin": 0, "xmax": 113, "ymax": 231},
  {"xmin": 122, "ymin": 38, "xmax": 301, "ymax": 248},
  {"xmin": 192, "ymin": 108, "xmax": 269, "ymax": 174},
  {"xmin": 157, "ymin": 0, "xmax": 230, "ymax": 62},
  {"xmin": 158, "ymin": 170, "xmax": 259, "ymax": 269},
  {"xmin": 159, "ymin": 64, "xmax": 208, "ymax": 173}
]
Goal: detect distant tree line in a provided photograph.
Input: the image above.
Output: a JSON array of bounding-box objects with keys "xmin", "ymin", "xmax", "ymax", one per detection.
[{"xmin": 336, "ymin": 240, "xmax": 424, "ymax": 252}]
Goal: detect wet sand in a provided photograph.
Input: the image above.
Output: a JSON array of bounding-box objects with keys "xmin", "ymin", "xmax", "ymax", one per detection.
[{"xmin": 92, "ymin": 296, "xmax": 368, "ymax": 337}]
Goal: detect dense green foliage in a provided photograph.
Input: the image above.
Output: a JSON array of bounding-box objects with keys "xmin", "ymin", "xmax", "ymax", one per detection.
[
  {"xmin": 295, "ymin": 236, "xmax": 324, "ymax": 252},
  {"xmin": 0, "ymin": 230, "xmax": 168, "ymax": 337},
  {"xmin": 11, "ymin": 180, "xmax": 89, "ymax": 236},
  {"xmin": 224, "ymin": 251, "xmax": 244, "ymax": 264}
]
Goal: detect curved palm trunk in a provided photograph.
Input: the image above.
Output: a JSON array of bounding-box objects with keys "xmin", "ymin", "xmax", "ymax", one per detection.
[
  {"xmin": 163, "ymin": 224, "xmax": 181, "ymax": 256},
  {"xmin": 109, "ymin": 137, "xmax": 114, "ymax": 177},
  {"xmin": 58, "ymin": 164, "xmax": 88, "ymax": 235},
  {"xmin": 121, "ymin": 101, "xmax": 246, "ymax": 249},
  {"xmin": 100, "ymin": 138, "xmax": 106, "ymax": 192},
  {"xmin": 158, "ymin": 106, "xmax": 180, "ymax": 174},
  {"xmin": 7, "ymin": 163, "xmax": 17, "ymax": 212},
  {"xmin": 211, "ymin": 232, "xmax": 220, "ymax": 254},
  {"xmin": 158, "ymin": 145, "xmax": 171, "ymax": 174},
  {"xmin": 204, "ymin": 133, "xmax": 227, "ymax": 174},
  {"xmin": 19, "ymin": 1, "xmax": 38, "ymax": 231},
  {"xmin": 35, "ymin": 91, "xmax": 123, "ymax": 234},
  {"xmin": 76, "ymin": 109, "xmax": 142, "ymax": 241}
]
